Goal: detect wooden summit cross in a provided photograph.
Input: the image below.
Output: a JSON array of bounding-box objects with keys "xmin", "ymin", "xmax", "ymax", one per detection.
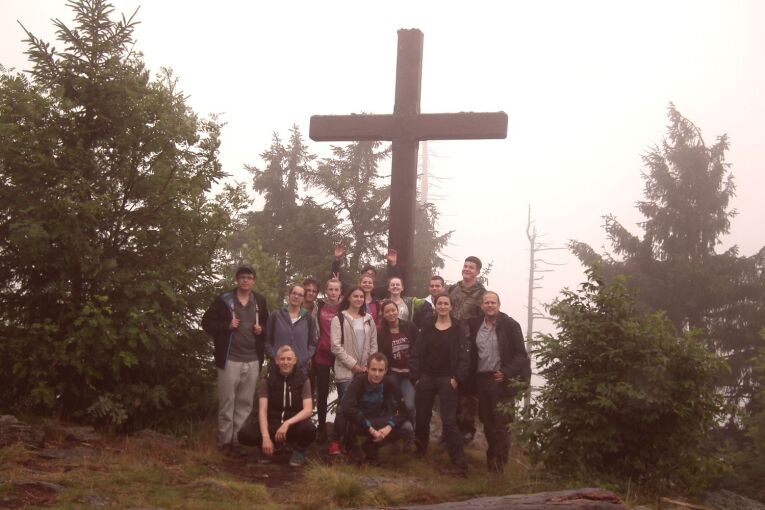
[{"xmin": 310, "ymin": 29, "xmax": 507, "ymax": 285}]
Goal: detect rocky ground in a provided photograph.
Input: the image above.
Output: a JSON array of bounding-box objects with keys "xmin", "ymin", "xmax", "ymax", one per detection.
[{"xmin": 2, "ymin": 415, "xmax": 763, "ymax": 510}]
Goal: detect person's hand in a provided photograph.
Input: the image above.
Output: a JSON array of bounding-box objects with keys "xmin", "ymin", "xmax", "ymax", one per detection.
[
  {"xmin": 493, "ymin": 371, "xmax": 506, "ymax": 382},
  {"xmin": 253, "ymin": 324, "xmax": 262, "ymax": 335},
  {"xmin": 229, "ymin": 316, "xmax": 240, "ymax": 330},
  {"xmin": 450, "ymin": 377, "xmax": 458, "ymax": 390},
  {"xmin": 352, "ymin": 364, "xmax": 366, "ymax": 373},
  {"xmin": 387, "ymin": 248, "xmax": 398, "ymax": 266},
  {"xmin": 334, "ymin": 242, "xmax": 346, "ymax": 259},
  {"xmin": 370, "ymin": 427, "xmax": 384, "ymax": 442},
  {"xmin": 262, "ymin": 437, "xmax": 274, "ymax": 456},
  {"xmin": 275, "ymin": 422, "xmax": 290, "ymax": 442},
  {"xmin": 375, "ymin": 425, "xmax": 393, "ymax": 443}
]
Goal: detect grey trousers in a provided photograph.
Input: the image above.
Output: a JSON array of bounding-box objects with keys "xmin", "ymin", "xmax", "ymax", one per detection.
[{"xmin": 217, "ymin": 360, "xmax": 259, "ymax": 445}]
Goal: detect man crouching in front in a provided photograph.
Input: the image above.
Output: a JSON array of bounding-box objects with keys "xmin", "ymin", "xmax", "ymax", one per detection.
[
  {"xmin": 238, "ymin": 345, "xmax": 316, "ymax": 467},
  {"xmin": 341, "ymin": 352, "xmax": 414, "ymax": 465}
]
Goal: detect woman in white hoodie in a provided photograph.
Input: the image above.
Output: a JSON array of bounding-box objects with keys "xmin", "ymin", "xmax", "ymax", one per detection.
[{"xmin": 327, "ymin": 285, "xmax": 378, "ymax": 455}]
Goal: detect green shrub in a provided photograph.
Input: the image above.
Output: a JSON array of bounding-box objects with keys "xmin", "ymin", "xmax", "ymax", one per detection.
[{"xmin": 519, "ymin": 269, "xmax": 726, "ymax": 492}]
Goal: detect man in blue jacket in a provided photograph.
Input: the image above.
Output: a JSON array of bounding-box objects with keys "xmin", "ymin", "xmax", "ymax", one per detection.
[
  {"xmin": 341, "ymin": 352, "xmax": 414, "ymax": 464},
  {"xmin": 202, "ymin": 265, "xmax": 269, "ymax": 454}
]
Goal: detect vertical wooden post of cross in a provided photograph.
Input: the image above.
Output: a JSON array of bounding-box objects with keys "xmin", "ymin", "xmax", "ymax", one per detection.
[
  {"xmin": 310, "ymin": 29, "xmax": 507, "ymax": 288},
  {"xmin": 388, "ymin": 29, "xmax": 423, "ymax": 283}
]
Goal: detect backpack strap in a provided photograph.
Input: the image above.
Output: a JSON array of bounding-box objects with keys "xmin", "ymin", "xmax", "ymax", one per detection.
[{"xmin": 338, "ymin": 312, "xmax": 345, "ymax": 346}]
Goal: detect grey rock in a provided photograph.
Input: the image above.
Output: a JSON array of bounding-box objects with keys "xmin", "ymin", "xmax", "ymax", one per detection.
[
  {"xmin": 11, "ymin": 480, "xmax": 65, "ymax": 493},
  {"xmin": 351, "ymin": 487, "xmax": 627, "ymax": 509},
  {"xmin": 36, "ymin": 446, "xmax": 96, "ymax": 461},
  {"xmin": 355, "ymin": 476, "xmax": 396, "ymax": 489},
  {"xmin": 192, "ymin": 479, "xmax": 234, "ymax": 494},
  {"xmin": 62, "ymin": 425, "xmax": 101, "ymax": 443},
  {"xmin": 81, "ymin": 494, "xmax": 114, "ymax": 507},
  {"xmin": 0, "ymin": 414, "xmax": 45, "ymax": 448},
  {"xmin": 705, "ymin": 489, "xmax": 765, "ymax": 510},
  {"xmin": 131, "ymin": 429, "xmax": 186, "ymax": 448}
]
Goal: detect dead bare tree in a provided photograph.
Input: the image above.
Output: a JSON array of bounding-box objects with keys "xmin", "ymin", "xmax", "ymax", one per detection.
[{"xmin": 525, "ymin": 205, "xmax": 565, "ymax": 410}]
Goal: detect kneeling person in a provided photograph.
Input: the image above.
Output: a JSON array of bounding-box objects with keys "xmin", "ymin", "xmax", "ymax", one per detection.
[
  {"xmin": 341, "ymin": 352, "xmax": 414, "ymax": 463},
  {"xmin": 238, "ymin": 346, "xmax": 316, "ymax": 466}
]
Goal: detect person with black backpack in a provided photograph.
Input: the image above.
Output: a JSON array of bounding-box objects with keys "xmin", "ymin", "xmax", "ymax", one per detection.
[{"xmin": 328, "ymin": 285, "xmax": 378, "ymax": 456}]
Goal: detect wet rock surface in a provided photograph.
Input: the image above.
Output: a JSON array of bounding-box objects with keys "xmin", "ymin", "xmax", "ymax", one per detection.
[
  {"xmin": 0, "ymin": 415, "xmax": 45, "ymax": 448},
  {"xmin": 351, "ymin": 487, "xmax": 627, "ymax": 509}
]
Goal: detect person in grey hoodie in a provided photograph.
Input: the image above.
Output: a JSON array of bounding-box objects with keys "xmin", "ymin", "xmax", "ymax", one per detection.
[
  {"xmin": 327, "ymin": 285, "xmax": 378, "ymax": 455},
  {"xmin": 264, "ymin": 284, "xmax": 317, "ymax": 375}
]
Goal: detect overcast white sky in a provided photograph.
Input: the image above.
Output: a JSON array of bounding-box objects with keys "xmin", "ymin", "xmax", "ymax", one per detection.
[{"xmin": 2, "ymin": 1, "xmax": 764, "ymax": 335}]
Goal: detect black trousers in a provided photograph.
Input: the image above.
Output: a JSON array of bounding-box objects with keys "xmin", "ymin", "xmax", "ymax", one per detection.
[
  {"xmin": 331, "ymin": 380, "xmax": 351, "ymax": 441},
  {"xmin": 313, "ymin": 364, "xmax": 331, "ymax": 429},
  {"xmin": 457, "ymin": 393, "xmax": 478, "ymax": 437},
  {"xmin": 414, "ymin": 374, "xmax": 465, "ymax": 466},
  {"xmin": 238, "ymin": 418, "xmax": 316, "ymax": 452},
  {"xmin": 345, "ymin": 419, "xmax": 414, "ymax": 453},
  {"xmin": 476, "ymin": 373, "xmax": 512, "ymax": 468}
]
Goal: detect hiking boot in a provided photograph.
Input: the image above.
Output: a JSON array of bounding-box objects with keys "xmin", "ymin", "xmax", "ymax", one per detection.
[
  {"xmin": 362, "ymin": 441, "xmax": 379, "ymax": 465},
  {"xmin": 289, "ymin": 450, "xmax": 306, "ymax": 467},
  {"xmin": 328, "ymin": 440, "xmax": 342, "ymax": 456},
  {"xmin": 487, "ymin": 459, "xmax": 503, "ymax": 474},
  {"xmin": 221, "ymin": 443, "xmax": 246, "ymax": 458},
  {"xmin": 347, "ymin": 445, "xmax": 364, "ymax": 466}
]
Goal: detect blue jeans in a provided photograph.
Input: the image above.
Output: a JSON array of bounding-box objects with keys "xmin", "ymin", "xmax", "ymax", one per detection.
[{"xmin": 388, "ymin": 372, "xmax": 416, "ymax": 426}]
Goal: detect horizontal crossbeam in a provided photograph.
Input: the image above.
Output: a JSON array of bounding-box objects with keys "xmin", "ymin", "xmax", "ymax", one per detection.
[{"xmin": 309, "ymin": 112, "xmax": 508, "ymax": 142}]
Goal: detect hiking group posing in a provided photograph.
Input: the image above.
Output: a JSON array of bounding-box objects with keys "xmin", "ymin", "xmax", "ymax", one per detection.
[{"xmin": 201, "ymin": 248, "xmax": 531, "ymax": 475}]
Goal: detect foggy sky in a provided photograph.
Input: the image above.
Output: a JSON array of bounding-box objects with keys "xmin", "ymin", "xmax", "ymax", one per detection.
[{"xmin": 2, "ymin": 0, "xmax": 763, "ymax": 335}]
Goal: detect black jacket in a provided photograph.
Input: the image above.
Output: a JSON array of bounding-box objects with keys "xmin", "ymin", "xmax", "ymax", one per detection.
[
  {"xmin": 201, "ymin": 290, "xmax": 269, "ymax": 369},
  {"xmin": 467, "ymin": 312, "xmax": 531, "ymax": 397},
  {"xmin": 263, "ymin": 366, "xmax": 307, "ymax": 423},
  {"xmin": 412, "ymin": 300, "xmax": 434, "ymax": 329},
  {"xmin": 341, "ymin": 373, "xmax": 410, "ymax": 429},
  {"xmin": 410, "ymin": 317, "xmax": 470, "ymax": 384}
]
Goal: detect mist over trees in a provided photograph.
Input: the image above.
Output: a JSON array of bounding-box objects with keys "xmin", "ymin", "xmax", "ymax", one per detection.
[
  {"xmin": 0, "ymin": 1, "xmax": 236, "ymax": 427},
  {"xmin": 0, "ymin": 1, "xmax": 452, "ymax": 426},
  {"xmin": 3, "ymin": 1, "xmax": 765, "ymax": 502},
  {"xmin": 553, "ymin": 105, "xmax": 765, "ymax": 497}
]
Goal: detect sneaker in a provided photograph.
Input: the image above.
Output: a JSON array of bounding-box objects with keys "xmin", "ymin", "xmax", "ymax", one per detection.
[
  {"xmin": 328, "ymin": 440, "xmax": 342, "ymax": 456},
  {"xmin": 289, "ymin": 450, "xmax": 306, "ymax": 467}
]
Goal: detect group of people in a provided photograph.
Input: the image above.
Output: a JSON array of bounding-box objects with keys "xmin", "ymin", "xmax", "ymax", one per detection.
[{"xmin": 201, "ymin": 247, "xmax": 531, "ymax": 475}]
